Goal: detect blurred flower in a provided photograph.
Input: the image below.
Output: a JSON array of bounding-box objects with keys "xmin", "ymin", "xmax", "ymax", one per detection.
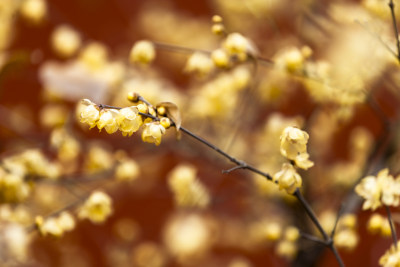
[
  {"xmin": 51, "ymin": 25, "xmax": 81, "ymax": 58},
  {"xmin": 130, "ymin": 40, "xmax": 155, "ymax": 65},
  {"xmin": 132, "ymin": 242, "xmax": 166, "ymax": 267},
  {"xmin": 20, "ymin": 0, "xmax": 47, "ymax": 24},
  {"xmin": 36, "ymin": 211, "xmax": 75, "ymax": 237},
  {"xmin": 78, "ymin": 191, "xmax": 113, "ymax": 224},
  {"xmin": 79, "ymin": 42, "xmax": 108, "ymax": 70},
  {"xmin": 223, "ymin": 32, "xmax": 256, "ymax": 61},
  {"xmin": 367, "ymin": 213, "xmax": 392, "ymax": 237},
  {"xmin": 115, "ymin": 158, "xmax": 140, "ymax": 182},
  {"xmin": 333, "ymin": 228, "xmax": 359, "ymax": 251},
  {"xmin": 185, "ymin": 52, "xmax": 214, "ymax": 76},
  {"xmin": 211, "ymin": 48, "xmax": 230, "ymax": 68},
  {"xmin": 355, "ymin": 169, "xmax": 400, "ymax": 210},
  {"xmin": 168, "ymin": 164, "xmax": 210, "ymax": 208},
  {"xmin": 276, "ymin": 240, "xmax": 297, "ymax": 259},
  {"xmin": 164, "ymin": 213, "xmax": 213, "ymax": 260},
  {"xmin": 379, "ymin": 241, "xmax": 400, "ymax": 267}
]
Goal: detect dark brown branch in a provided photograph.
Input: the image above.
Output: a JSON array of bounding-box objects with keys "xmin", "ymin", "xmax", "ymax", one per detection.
[{"xmin": 389, "ymin": 0, "xmax": 400, "ymax": 61}]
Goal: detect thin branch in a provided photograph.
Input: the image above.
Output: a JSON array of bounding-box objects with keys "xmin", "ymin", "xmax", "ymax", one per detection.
[
  {"xmin": 222, "ymin": 165, "xmax": 246, "ymax": 174},
  {"xmin": 389, "ymin": 0, "xmax": 400, "ymax": 61},
  {"xmin": 293, "ymin": 189, "xmax": 329, "ymax": 241},
  {"xmin": 331, "ymin": 204, "xmax": 345, "ymax": 238},
  {"xmin": 385, "ymin": 205, "xmax": 398, "ymax": 249},
  {"xmin": 300, "ymin": 232, "xmax": 327, "ymax": 246},
  {"xmin": 356, "ymin": 20, "xmax": 397, "ymax": 59}
]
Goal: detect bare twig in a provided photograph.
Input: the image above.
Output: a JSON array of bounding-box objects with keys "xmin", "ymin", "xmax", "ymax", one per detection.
[
  {"xmin": 386, "ymin": 205, "xmax": 398, "ymax": 249},
  {"xmin": 389, "ymin": 0, "xmax": 400, "ymax": 61}
]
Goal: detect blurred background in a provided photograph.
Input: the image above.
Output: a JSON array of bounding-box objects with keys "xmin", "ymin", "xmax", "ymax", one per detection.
[{"xmin": 1, "ymin": 0, "xmax": 400, "ymax": 266}]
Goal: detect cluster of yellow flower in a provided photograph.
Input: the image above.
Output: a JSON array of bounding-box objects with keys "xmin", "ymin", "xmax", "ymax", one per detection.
[
  {"xmin": 273, "ymin": 126, "xmax": 313, "ymax": 194},
  {"xmin": 0, "ymin": 149, "xmax": 60, "ymax": 203},
  {"xmin": 355, "ymin": 168, "xmax": 400, "ymax": 210},
  {"xmin": 367, "ymin": 213, "xmax": 392, "ymax": 237},
  {"xmin": 79, "ymin": 97, "xmax": 172, "ymax": 146},
  {"xmin": 332, "ymin": 214, "xmax": 359, "ymax": 251},
  {"xmin": 251, "ymin": 219, "xmax": 300, "ymax": 259},
  {"xmin": 35, "ymin": 211, "xmax": 75, "ymax": 237},
  {"xmin": 379, "ymin": 241, "xmax": 400, "ymax": 267},
  {"xmin": 33, "ymin": 190, "xmax": 113, "ymax": 238},
  {"xmin": 319, "ymin": 211, "xmax": 359, "ymax": 251}
]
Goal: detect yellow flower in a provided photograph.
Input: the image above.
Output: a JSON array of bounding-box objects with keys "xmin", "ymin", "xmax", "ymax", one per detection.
[
  {"xmin": 79, "ymin": 42, "xmax": 108, "ymax": 70},
  {"xmin": 355, "ymin": 169, "xmax": 400, "ymax": 210},
  {"xmin": 0, "ymin": 172, "xmax": 30, "ymax": 203},
  {"xmin": 263, "ymin": 222, "xmax": 282, "ymax": 241},
  {"xmin": 379, "ymin": 170, "xmax": 400, "ymax": 207},
  {"xmin": 273, "ymin": 163, "xmax": 302, "ymax": 194},
  {"xmin": 184, "ymin": 52, "xmax": 214, "ymax": 76},
  {"xmin": 294, "ymin": 153, "xmax": 314, "ymax": 170},
  {"xmin": 51, "ymin": 25, "xmax": 81, "ymax": 58},
  {"xmin": 379, "ymin": 241, "xmax": 400, "ymax": 267},
  {"xmin": 36, "ymin": 216, "xmax": 63, "ymax": 237},
  {"xmin": 211, "ymin": 48, "xmax": 230, "ymax": 68},
  {"xmin": 129, "ymin": 40, "xmax": 155, "ymax": 64},
  {"xmin": 115, "ymin": 158, "xmax": 140, "ymax": 182},
  {"xmin": 35, "ymin": 212, "xmax": 75, "ymax": 237},
  {"xmin": 280, "ymin": 126, "xmax": 309, "ymax": 160},
  {"xmin": 276, "ymin": 240, "xmax": 297, "ymax": 259},
  {"xmin": 334, "ymin": 228, "xmax": 359, "ymax": 251},
  {"xmin": 78, "ymin": 191, "xmax": 113, "ymax": 224},
  {"xmin": 223, "ymin": 33, "xmax": 256, "ymax": 61},
  {"xmin": 141, "ymin": 122, "xmax": 166, "ymax": 146},
  {"xmin": 97, "ymin": 109, "xmax": 119, "ymax": 134},
  {"xmin": 355, "ymin": 175, "xmax": 381, "ymax": 210},
  {"xmin": 367, "ymin": 213, "xmax": 384, "ymax": 234},
  {"xmin": 79, "ymin": 99, "xmax": 100, "ymax": 129},
  {"xmin": 167, "ymin": 164, "xmax": 210, "ymax": 208},
  {"xmin": 20, "ymin": 0, "xmax": 47, "ymax": 24},
  {"xmin": 284, "ymin": 226, "xmax": 300, "ymax": 242},
  {"xmin": 117, "ymin": 106, "xmax": 143, "ymax": 136}
]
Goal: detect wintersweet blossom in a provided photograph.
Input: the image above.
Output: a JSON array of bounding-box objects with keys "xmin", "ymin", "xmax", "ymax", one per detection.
[
  {"xmin": 78, "ymin": 191, "xmax": 113, "ymax": 224},
  {"xmin": 97, "ymin": 109, "xmax": 119, "ymax": 134},
  {"xmin": 280, "ymin": 126, "xmax": 309, "ymax": 158},
  {"xmin": 294, "ymin": 153, "xmax": 314, "ymax": 170},
  {"xmin": 167, "ymin": 164, "xmax": 210, "ymax": 208},
  {"xmin": 379, "ymin": 241, "xmax": 400, "ymax": 267},
  {"xmin": 115, "ymin": 158, "xmax": 140, "ymax": 181},
  {"xmin": 117, "ymin": 106, "xmax": 143, "ymax": 136},
  {"xmin": 80, "ymin": 99, "xmax": 100, "ymax": 129},
  {"xmin": 51, "ymin": 25, "xmax": 81, "ymax": 58},
  {"xmin": 35, "ymin": 212, "xmax": 75, "ymax": 237},
  {"xmin": 355, "ymin": 169, "xmax": 400, "ymax": 210},
  {"xmin": 273, "ymin": 163, "xmax": 302, "ymax": 194},
  {"xmin": 223, "ymin": 32, "xmax": 257, "ymax": 61},
  {"xmin": 141, "ymin": 122, "xmax": 166, "ymax": 146},
  {"xmin": 184, "ymin": 52, "xmax": 214, "ymax": 76},
  {"xmin": 129, "ymin": 40, "xmax": 155, "ymax": 64}
]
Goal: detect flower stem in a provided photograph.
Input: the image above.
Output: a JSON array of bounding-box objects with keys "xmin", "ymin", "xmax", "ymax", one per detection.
[
  {"xmin": 389, "ymin": 0, "xmax": 400, "ymax": 61},
  {"xmin": 385, "ymin": 205, "xmax": 398, "ymax": 249}
]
